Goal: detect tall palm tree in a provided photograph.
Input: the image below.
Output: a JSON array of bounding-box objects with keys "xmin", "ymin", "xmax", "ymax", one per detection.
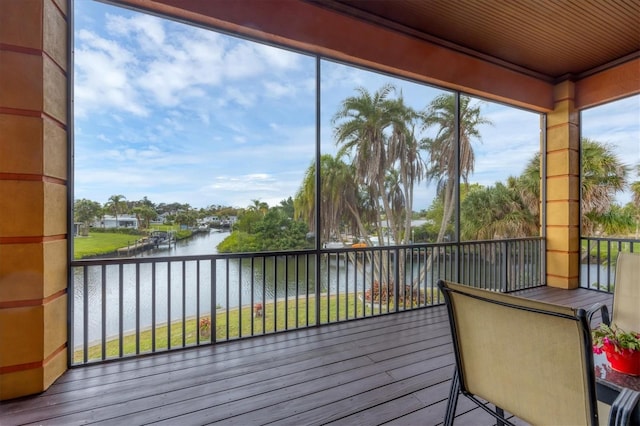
[
  {"xmin": 630, "ymin": 165, "xmax": 640, "ymax": 237},
  {"xmin": 580, "ymin": 138, "xmax": 628, "ymax": 235},
  {"xmin": 332, "ymin": 83, "xmax": 411, "ymax": 246},
  {"xmin": 510, "ymin": 153, "xmax": 541, "ymax": 222},
  {"xmin": 388, "ymin": 94, "xmax": 425, "ymax": 243},
  {"xmin": 294, "ymin": 155, "xmax": 366, "ymax": 244},
  {"xmin": 106, "ymin": 194, "xmax": 127, "ymax": 228},
  {"xmin": 384, "ymin": 168, "xmax": 404, "ymax": 244},
  {"xmin": 332, "ymin": 83, "xmax": 393, "ymax": 246},
  {"xmin": 332, "ymin": 85, "xmax": 427, "ymax": 300},
  {"xmin": 420, "ymin": 94, "xmax": 491, "ymax": 243}
]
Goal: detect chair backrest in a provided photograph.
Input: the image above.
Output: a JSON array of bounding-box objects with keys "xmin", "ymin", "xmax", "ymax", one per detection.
[
  {"xmin": 438, "ymin": 280, "xmax": 598, "ymax": 425},
  {"xmin": 613, "ymin": 252, "xmax": 640, "ymax": 332}
]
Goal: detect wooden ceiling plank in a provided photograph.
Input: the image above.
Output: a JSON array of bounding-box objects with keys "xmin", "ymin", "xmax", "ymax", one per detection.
[{"xmin": 325, "ymin": 0, "xmax": 639, "ymax": 79}]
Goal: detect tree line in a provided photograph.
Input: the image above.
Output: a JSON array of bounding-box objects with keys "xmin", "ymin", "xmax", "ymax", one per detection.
[{"xmin": 73, "ymin": 195, "xmax": 241, "ymax": 236}]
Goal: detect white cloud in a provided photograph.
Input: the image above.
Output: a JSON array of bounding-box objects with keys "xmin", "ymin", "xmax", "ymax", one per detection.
[
  {"xmin": 233, "ymin": 135, "xmax": 248, "ymax": 144},
  {"xmin": 105, "ymin": 13, "xmax": 166, "ymax": 46},
  {"xmin": 75, "ymin": 10, "xmax": 304, "ymax": 117},
  {"xmin": 263, "ymin": 81, "xmax": 295, "ymax": 99},
  {"xmin": 74, "ymin": 30, "xmax": 148, "ymax": 117},
  {"xmin": 255, "ymin": 43, "xmax": 301, "ymax": 69},
  {"xmin": 225, "ymin": 87, "xmax": 256, "ymax": 108}
]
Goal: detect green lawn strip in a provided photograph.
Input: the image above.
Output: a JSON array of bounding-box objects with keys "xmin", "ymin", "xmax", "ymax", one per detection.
[
  {"xmin": 74, "ymin": 227, "xmax": 192, "ymax": 259},
  {"xmin": 74, "ymin": 293, "xmax": 432, "ymax": 363},
  {"xmin": 148, "ymin": 224, "xmax": 180, "ymax": 232},
  {"xmin": 74, "ymin": 233, "xmax": 143, "ymax": 258},
  {"xmin": 581, "ymin": 239, "xmax": 640, "ymax": 260}
]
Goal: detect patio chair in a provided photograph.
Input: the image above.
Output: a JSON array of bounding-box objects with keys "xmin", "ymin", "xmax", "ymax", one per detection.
[
  {"xmin": 596, "ymin": 252, "xmax": 640, "ymax": 332},
  {"xmin": 438, "ymin": 280, "xmax": 601, "ymax": 425}
]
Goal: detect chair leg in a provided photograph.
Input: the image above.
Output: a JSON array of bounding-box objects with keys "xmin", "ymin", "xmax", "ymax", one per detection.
[
  {"xmin": 444, "ymin": 368, "xmax": 461, "ymax": 426},
  {"xmin": 608, "ymin": 388, "xmax": 640, "ymax": 426},
  {"xmin": 496, "ymin": 406, "xmax": 505, "ymax": 426}
]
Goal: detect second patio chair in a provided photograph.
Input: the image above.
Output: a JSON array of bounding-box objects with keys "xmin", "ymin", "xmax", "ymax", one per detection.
[
  {"xmin": 438, "ymin": 279, "xmax": 601, "ymax": 425},
  {"xmin": 597, "ymin": 251, "xmax": 640, "ymax": 332}
]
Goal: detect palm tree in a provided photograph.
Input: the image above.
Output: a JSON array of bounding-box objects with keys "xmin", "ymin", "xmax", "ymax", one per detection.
[
  {"xmin": 248, "ymin": 199, "xmax": 269, "ymax": 215},
  {"xmin": 460, "ymin": 182, "xmax": 538, "ymax": 240},
  {"xmin": 510, "ymin": 153, "xmax": 541, "ymax": 222},
  {"xmin": 420, "ymin": 94, "xmax": 491, "ymax": 243},
  {"xmin": 132, "ymin": 205, "xmax": 157, "ymax": 230},
  {"xmin": 106, "ymin": 194, "xmax": 127, "ymax": 228},
  {"xmin": 387, "ymin": 94, "xmax": 425, "ymax": 243},
  {"xmin": 333, "ymin": 83, "xmax": 394, "ymax": 246},
  {"xmin": 580, "ymin": 138, "xmax": 628, "ymax": 235},
  {"xmin": 630, "ymin": 165, "xmax": 640, "ymax": 237},
  {"xmin": 472, "ymin": 140, "xmax": 627, "ymax": 238},
  {"xmin": 332, "ymin": 83, "xmax": 413, "ymax": 246},
  {"xmin": 332, "ymin": 85, "xmax": 427, "ymax": 301},
  {"xmin": 74, "ymin": 198, "xmax": 102, "ymax": 236},
  {"xmin": 294, "ymin": 155, "xmax": 364, "ymax": 244},
  {"xmin": 460, "ymin": 153, "xmax": 541, "ymax": 240}
]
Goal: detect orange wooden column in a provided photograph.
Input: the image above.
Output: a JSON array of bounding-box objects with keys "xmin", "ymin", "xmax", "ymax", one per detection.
[
  {"xmin": 545, "ymin": 81, "xmax": 580, "ymax": 289},
  {"xmin": 0, "ymin": 0, "xmax": 69, "ymax": 400}
]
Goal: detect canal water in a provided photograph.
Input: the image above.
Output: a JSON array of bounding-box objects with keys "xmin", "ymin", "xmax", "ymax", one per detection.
[{"xmin": 135, "ymin": 229, "xmax": 230, "ymax": 257}]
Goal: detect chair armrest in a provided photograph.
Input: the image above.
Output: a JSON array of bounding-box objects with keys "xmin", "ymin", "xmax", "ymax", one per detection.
[{"xmin": 586, "ymin": 302, "xmax": 610, "ymax": 327}]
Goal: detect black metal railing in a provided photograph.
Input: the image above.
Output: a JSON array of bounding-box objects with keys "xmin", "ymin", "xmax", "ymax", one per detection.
[
  {"xmin": 69, "ymin": 237, "xmax": 543, "ymax": 365},
  {"xmin": 580, "ymin": 236, "xmax": 639, "ymax": 292}
]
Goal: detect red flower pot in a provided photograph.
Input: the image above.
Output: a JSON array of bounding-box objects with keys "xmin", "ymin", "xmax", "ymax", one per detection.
[{"xmin": 603, "ymin": 342, "xmax": 640, "ymax": 376}]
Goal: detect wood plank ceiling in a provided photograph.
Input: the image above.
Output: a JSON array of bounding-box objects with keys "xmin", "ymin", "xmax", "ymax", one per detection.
[{"xmin": 310, "ymin": 0, "xmax": 640, "ymax": 83}]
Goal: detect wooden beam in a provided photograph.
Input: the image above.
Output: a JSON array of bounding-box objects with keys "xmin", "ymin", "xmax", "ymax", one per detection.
[{"xmin": 576, "ymin": 57, "xmax": 640, "ymax": 110}]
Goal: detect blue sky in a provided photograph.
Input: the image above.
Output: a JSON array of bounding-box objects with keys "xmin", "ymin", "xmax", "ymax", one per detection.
[{"xmin": 73, "ymin": 1, "xmax": 640, "ymax": 210}]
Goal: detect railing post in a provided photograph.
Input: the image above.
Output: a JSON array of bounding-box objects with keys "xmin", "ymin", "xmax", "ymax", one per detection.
[
  {"xmin": 315, "ymin": 253, "xmax": 321, "ymax": 326},
  {"xmin": 394, "ymin": 247, "xmax": 400, "ymax": 312},
  {"xmin": 502, "ymin": 241, "xmax": 509, "ymax": 292}
]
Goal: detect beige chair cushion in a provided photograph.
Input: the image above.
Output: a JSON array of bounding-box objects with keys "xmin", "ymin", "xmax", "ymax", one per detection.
[
  {"xmin": 597, "ymin": 401, "xmax": 611, "ymax": 426},
  {"xmin": 613, "ymin": 252, "xmax": 640, "ymax": 332},
  {"xmin": 444, "ymin": 281, "xmax": 594, "ymax": 425}
]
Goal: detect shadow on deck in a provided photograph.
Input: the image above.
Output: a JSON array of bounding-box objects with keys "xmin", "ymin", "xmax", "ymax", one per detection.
[{"xmin": 1, "ymin": 287, "xmax": 612, "ymax": 425}]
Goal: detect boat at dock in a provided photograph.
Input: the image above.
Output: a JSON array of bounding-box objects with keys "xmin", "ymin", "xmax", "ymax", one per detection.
[
  {"xmin": 117, "ymin": 231, "xmax": 176, "ymax": 256},
  {"xmin": 149, "ymin": 230, "xmax": 176, "ymax": 248}
]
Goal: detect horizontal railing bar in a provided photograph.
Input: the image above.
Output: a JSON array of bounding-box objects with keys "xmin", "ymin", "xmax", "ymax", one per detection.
[{"xmin": 71, "ymin": 237, "xmax": 544, "ymax": 267}]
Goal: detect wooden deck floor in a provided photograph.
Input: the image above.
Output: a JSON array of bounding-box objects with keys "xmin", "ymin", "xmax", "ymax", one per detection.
[{"xmin": 1, "ymin": 287, "xmax": 612, "ymax": 426}]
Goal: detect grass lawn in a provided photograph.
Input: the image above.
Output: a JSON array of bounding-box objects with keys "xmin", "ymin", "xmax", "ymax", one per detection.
[
  {"xmin": 74, "ymin": 225, "xmax": 188, "ymax": 259},
  {"xmin": 74, "ymin": 233, "xmax": 143, "ymax": 259},
  {"xmin": 581, "ymin": 239, "xmax": 640, "ymax": 260},
  {"xmin": 74, "ymin": 292, "xmax": 433, "ymax": 363}
]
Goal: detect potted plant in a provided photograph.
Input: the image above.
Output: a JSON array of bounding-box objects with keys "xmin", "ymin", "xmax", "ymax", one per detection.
[{"xmin": 592, "ymin": 323, "xmax": 640, "ymax": 375}]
